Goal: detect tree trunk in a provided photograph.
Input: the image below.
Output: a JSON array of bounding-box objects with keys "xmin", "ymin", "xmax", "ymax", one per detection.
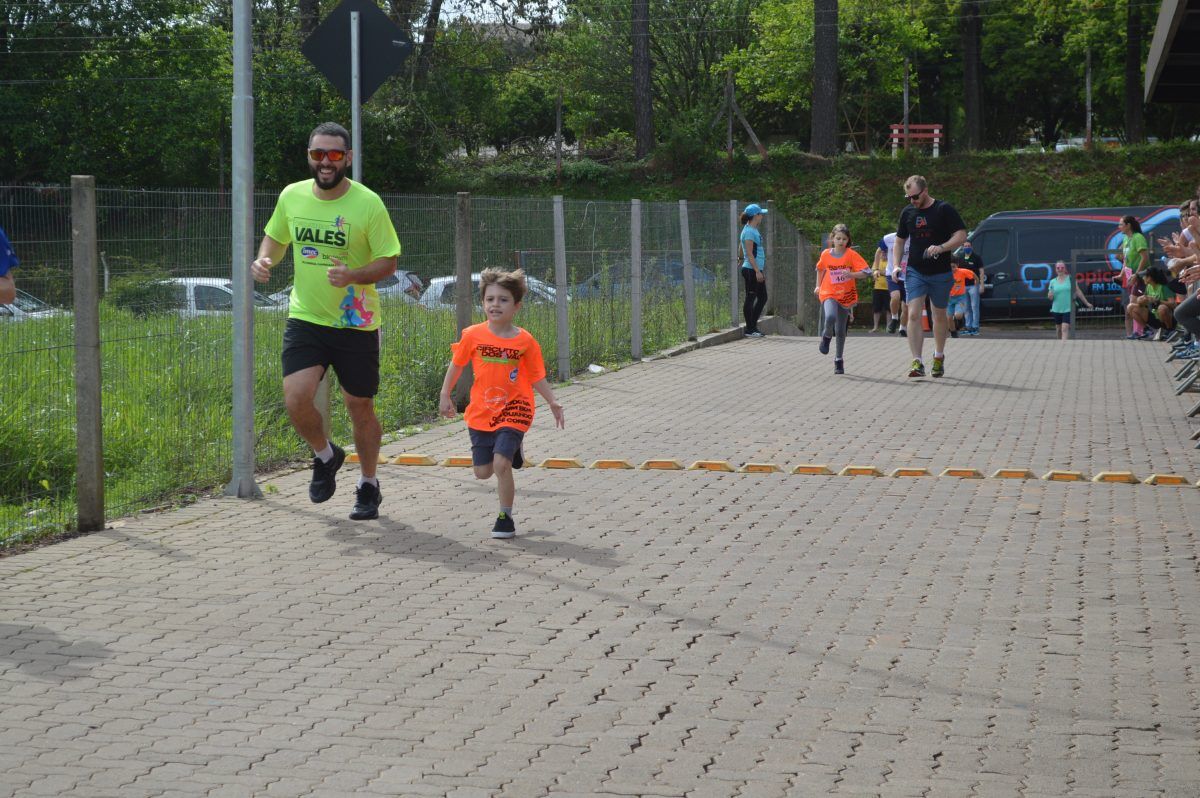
[
  {"xmin": 1124, "ymin": 0, "xmax": 1145, "ymax": 143},
  {"xmin": 298, "ymin": 0, "xmax": 319, "ymax": 37},
  {"xmin": 810, "ymin": 0, "xmax": 838, "ymax": 156},
  {"xmin": 632, "ymin": 0, "xmax": 654, "ymax": 159},
  {"xmin": 414, "ymin": 0, "xmax": 444, "ymax": 85},
  {"xmin": 960, "ymin": 0, "xmax": 983, "ymax": 150}
]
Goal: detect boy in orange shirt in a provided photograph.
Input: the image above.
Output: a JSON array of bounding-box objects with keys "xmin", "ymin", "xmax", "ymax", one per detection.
[
  {"xmin": 439, "ymin": 268, "xmax": 565, "ymax": 539},
  {"xmin": 814, "ymin": 223, "xmax": 872, "ymax": 374},
  {"xmin": 947, "ymin": 256, "xmax": 975, "ymax": 337}
]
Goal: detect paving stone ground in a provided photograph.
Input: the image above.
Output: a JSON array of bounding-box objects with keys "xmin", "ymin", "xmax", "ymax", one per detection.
[{"xmin": 2, "ymin": 334, "xmax": 1199, "ymax": 798}]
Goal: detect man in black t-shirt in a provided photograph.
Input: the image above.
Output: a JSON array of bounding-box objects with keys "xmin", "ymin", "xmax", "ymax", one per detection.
[{"xmin": 894, "ymin": 175, "xmax": 967, "ymax": 378}]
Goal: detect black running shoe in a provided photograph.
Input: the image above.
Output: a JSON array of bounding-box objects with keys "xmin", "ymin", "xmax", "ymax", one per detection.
[
  {"xmin": 899, "ymin": 328, "xmax": 907, "ymax": 338},
  {"xmin": 309, "ymin": 443, "xmax": 345, "ymax": 503},
  {"xmin": 349, "ymin": 481, "xmax": 382, "ymax": 520},
  {"xmin": 818, "ymin": 335, "xmax": 831, "ymax": 355},
  {"xmin": 887, "ymin": 318, "xmax": 899, "ymax": 334},
  {"xmin": 491, "ymin": 512, "xmax": 516, "ymax": 539},
  {"xmin": 834, "ymin": 359, "xmax": 845, "ymax": 375}
]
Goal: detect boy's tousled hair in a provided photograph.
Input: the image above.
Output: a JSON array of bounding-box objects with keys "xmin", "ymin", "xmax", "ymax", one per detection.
[{"xmin": 479, "ymin": 267, "xmax": 527, "ymax": 304}]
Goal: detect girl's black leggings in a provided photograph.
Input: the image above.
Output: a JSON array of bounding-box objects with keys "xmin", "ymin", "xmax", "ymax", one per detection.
[{"xmin": 742, "ymin": 268, "xmax": 768, "ymax": 332}]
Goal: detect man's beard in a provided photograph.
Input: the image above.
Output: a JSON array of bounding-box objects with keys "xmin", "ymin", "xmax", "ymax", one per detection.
[{"xmin": 310, "ymin": 161, "xmax": 347, "ymax": 190}]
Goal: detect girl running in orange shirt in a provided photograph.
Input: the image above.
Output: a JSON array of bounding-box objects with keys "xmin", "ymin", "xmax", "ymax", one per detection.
[{"xmin": 814, "ymin": 223, "xmax": 872, "ymax": 374}]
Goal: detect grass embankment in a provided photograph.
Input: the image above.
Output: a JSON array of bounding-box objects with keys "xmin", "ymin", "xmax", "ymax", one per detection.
[{"xmin": 1, "ymin": 287, "xmax": 730, "ymax": 546}]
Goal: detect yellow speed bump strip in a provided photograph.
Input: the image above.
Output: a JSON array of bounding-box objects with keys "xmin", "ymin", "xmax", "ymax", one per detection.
[
  {"xmin": 640, "ymin": 459, "xmax": 684, "ymax": 470},
  {"xmin": 540, "ymin": 458, "xmax": 584, "ymax": 469},
  {"xmin": 347, "ymin": 453, "xmax": 389, "ymax": 464},
  {"xmin": 591, "ymin": 459, "xmax": 635, "ymax": 469},
  {"xmin": 441, "ymin": 456, "xmax": 475, "ymax": 467},
  {"xmin": 1092, "ymin": 471, "xmax": 1139, "ymax": 484},
  {"xmin": 741, "ymin": 463, "xmax": 782, "ymax": 473},
  {"xmin": 792, "ymin": 464, "xmax": 833, "ymax": 475},
  {"xmin": 391, "ymin": 454, "xmax": 437, "ymax": 466},
  {"xmin": 890, "ymin": 467, "xmax": 931, "ymax": 478},
  {"xmin": 1043, "ymin": 470, "xmax": 1086, "ymax": 482},
  {"xmin": 992, "ymin": 468, "xmax": 1035, "ymax": 479},
  {"xmin": 839, "ymin": 465, "xmax": 882, "ymax": 477},
  {"xmin": 689, "ymin": 460, "xmax": 736, "ymax": 472},
  {"xmin": 1144, "ymin": 474, "xmax": 1192, "ymax": 486},
  {"xmin": 941, "ymin": 467, "xmax": 984, "ymax": 479}
]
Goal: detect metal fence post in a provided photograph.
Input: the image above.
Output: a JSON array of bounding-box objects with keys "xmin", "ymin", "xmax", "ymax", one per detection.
[
  {"xmin": 553, "ymin": 195, "xmax": 570, "ymax": 381},
  {"xmin": 453, "ymin": 192, "xmax": 473, "ymax": 407},
  {"xmin": 225, "ymin": 0, "xmax": 261, "ymax": 499},
  {"xmin": 679, "ymin": 200, "xmax": 697, "ymax": 340},
  {"xmin": 799, "ymin": 232, "xmax": 821, "ymax": 335},
  {"xmin": 1069, "ymin": 249, "xmax": 1079, "ymax": 340},
  {"xmin": 730, "ymin": 200, "xmax": 740, "ymax": 328},
  {"xmin": 72, "ymin": 175, "xmax": 104, "ymax": 532},
  {"xmin": 765, "ymin": 200, "xmax": 776, "ymax": 317},
  {"xmin": 631, "ymin": 199, "xmax": 643, "ymax": 359}
]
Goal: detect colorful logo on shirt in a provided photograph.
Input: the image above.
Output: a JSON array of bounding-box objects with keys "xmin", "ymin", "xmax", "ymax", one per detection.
[
  {"xmin": 483, "ymin": 386, "xmax": 509, "ymax": 409},
  {"xmin": 334, "ymin": 215, "xmax": 347, "ymax": 231},
  {"xmin": 300, "ymin": 246, "xmax": 319, "ymax": 259},
  {"xmin": 294, "ymin": 216, "xmax": 349, "ymax": 248},
  {"xmin": 509, "ymin": 367, "xmax": 518, "ymax": 383},
  {"xmin": 338, "ymin": 286, "xmax": 374, "ymax": 328},
  {"xmin": 915, "ymin": 216, "xmax": 928, "ymax": 229}
]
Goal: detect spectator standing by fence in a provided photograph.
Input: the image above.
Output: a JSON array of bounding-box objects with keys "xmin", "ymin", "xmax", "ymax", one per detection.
[
  {"xmin": 251, "ymin": 121, "xmax": 401, "ymax": 521},
  {"xmin": 0, "ymin": 226, "xmax": 17, "ymax": 305},
  {"xmin": 870, "ymin": 240, "xmax": 890, "ymax": 332},
  {"xmin": 894, "ymin": 175, "xmax": 968, "ymax": 378},
  {"xmin": 739, "ymin": 204, "xmax": 768, "ymax": 338}
]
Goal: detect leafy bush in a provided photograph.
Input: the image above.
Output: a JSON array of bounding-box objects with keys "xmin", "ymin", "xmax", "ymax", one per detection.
[
  {"xmin": 104, "ymin": 270, "xmax": 183, "ymax": 317},
  {"xmin": 583, "ymin": 131, "xmax": 635, "ymax": 164},
  {"xmin": 562, "ymin": 158, "xmax": 613, "ymax": 185}
]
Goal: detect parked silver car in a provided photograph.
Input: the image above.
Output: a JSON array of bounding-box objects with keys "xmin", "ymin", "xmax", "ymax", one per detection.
[{"xmin": 0, "ymin": 289, "xmax": 63, "ymax": 321}]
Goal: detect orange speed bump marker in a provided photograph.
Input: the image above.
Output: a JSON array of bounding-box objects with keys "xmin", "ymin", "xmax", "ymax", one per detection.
[
  {"xmin": 991, "ymin": 468, "xmax": 1035, "ymax": 480},
  {"xmin": 940, "ymin": 467, "xmax": 983, "ymax": 479},
  {"xmin": 591, "ymin": 459, "xmax": 635, "ymax": 469},
  {"xmin": 1091, "ymin": 471, "xmax": 1139, "ymax": 484},
  {"xmin": 347, "ymin": 453, "xmax": 389, "ymax": 464},
  {"xmin": 391, "ymin": 454, "xmax": 437, "ymax": 466},
  {"xmin": 441, "ymin": 456, "xmax": 475, "ymax": 467},
  {"xmin": 890, "ymin": 467, "xmax": 931, "ymax": 478},
  {"xmin": 1143, "ymin": 473, "xmax": 1191, "ymax": 486},
  {"xmin": 839, "ymin": 465, "xmax": 882, "ymax": 477},
  {"xmin": 1042, "ymin": 470, "xmax": 1085, "ymax": 482},
  {"xmin": 640, "ymin": 459, "xmax": 684, "ymax": 470},
  {"xmin": 741, "ymin": 463, "xmax": 782, "ymax": 473},
  {"xmin": 540, "ymin": 458, "xmax": 584, "ymax": 469},
  {"xmin": 689, "ymin": 460, "xmax": 736, "ymax": 472},
  {"xmin": 792, "ymin": 464, "xmax": 833, "ymax": 475}
]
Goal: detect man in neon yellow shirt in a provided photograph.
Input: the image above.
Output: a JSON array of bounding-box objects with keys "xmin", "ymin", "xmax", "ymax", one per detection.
[{"xmin": 252, "ymin": 122, "xmax": 401, "ymax": 521}]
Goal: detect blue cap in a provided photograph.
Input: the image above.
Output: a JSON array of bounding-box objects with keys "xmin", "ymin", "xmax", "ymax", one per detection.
[{"xmin": 743, "ymin": 203, "xmax": 768, "ymax": 217}]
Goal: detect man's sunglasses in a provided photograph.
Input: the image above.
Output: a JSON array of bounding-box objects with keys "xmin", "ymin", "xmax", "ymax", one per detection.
[
  {"xmin": 308, "ymin": 148, "xmax": 347, "ymax": 162},
  {"xmin": 906, "ymin": 192, "xmax": 923, "ymax": 201}
]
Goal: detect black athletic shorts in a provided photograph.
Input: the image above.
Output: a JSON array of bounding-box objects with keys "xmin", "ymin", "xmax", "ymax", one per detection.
[
  {"xmin": 872, "ymin": 288, "xmax": 890, "ymax": 313},
  {"xmin": 282, "ymin": 318, "xmax": 381, "ymax": 398}
]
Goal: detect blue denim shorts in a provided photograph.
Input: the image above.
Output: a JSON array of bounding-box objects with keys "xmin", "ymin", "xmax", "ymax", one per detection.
[
  {"xmin": 468, "ymin": 426, "xmax": 524, "ymax": 467},
  {"xmin": 905, "ymin": 270, "xmax": 953, "ymax": 309},
  {"xmin": 947, "ymin": 293, "xmax": 968, "ymax": 314}
]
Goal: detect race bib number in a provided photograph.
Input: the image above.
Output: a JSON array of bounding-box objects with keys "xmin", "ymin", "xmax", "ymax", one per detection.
[{"xmin": 830, "ymin": 269, "xmax": 851, "ymax": 284}]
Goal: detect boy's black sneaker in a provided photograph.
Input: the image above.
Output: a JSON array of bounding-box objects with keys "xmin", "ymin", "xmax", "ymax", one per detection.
[
  {"xmin": 950, "ymin": 329, "xmax": 959, "ymax": 338},
  {"xmin": 887, "ymin": 318, "xmax": 899, "ymax": 334},
  {"xmin": 818, "ymin": 335, "xmax": 831, "ymax": 355},
  {"xmin": 349, "ymin": 481, "xmax": 382, "ymax": 520},
  {"xmin": 834, "ymin": 359, "xmax": 845, "ymax": 375},
  {"xmin": 491, "ymin": 512, "xmax": 516, "ymax": 539},
  {"xmin": 309, "ymin": 443, "xmax": 345, "ymax": 504},
  {"xmin": 899, "ymin": 328, "xmax": 907, "ymax": 337}
]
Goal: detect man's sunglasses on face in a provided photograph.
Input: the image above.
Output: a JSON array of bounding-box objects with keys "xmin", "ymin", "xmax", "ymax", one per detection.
[
  {"xmin": 906, "ymin": 191, "xmax": 923, "ymax": 202},
  {"xmin": 308, "ymin": 148, "xmax": 347, "ymax": 162}
]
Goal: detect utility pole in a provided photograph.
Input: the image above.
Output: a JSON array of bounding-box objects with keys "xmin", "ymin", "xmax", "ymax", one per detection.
[{"xmin": 1085, "ymin": 49, "xmax": 1093, "ymax": 150}]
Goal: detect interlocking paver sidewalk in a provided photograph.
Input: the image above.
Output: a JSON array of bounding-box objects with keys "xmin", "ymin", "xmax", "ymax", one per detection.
[{"xmin": 2, "ymin": 335, "xmax": 1198, "ymax": 798}]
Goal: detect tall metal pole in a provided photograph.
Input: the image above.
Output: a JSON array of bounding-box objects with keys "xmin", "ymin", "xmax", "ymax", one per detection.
[
  {"xmin": 225, "ymin": 0, "xmax": 261, "ymax": 499},
  {"xmin": 631, "ymin": 200, "xmax": 643, "ymax": 359},
  {"xmin": 902, "ymin": 58, "xmax": 910, "ymax": 152},
  {"xmin": 1085, "ymin": 49, "xmax": 1093, "ymax": 150},
  {"xmin": 730, "ymin": 200, "xmax": 739, "ymax": 328},
  {"xmin": 679, "ymin": 200, "xmax": 696, "ymax": 341},
  {"xmin": 351, "ymin": 11, "xmax": 362, "ymax": 182},
  {"xmin": 72, "ymin": 175, "xmax": 105, "ymax": 530},
  {"xmin": 553, "ymin": 196, "xmax": 570, "ymax": 381}
]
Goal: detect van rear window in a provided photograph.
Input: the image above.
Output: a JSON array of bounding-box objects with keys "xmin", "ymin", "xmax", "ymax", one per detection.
[{"xmin": 1018, "ymin": 227, "xmax": 1106, "ymax": 263}]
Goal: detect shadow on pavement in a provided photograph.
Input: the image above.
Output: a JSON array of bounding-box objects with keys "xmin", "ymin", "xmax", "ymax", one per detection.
[
  {"xmin": 504, "ymin": 530, "xmax": 623, "ymax": 569},
  {"xmin": 0, "ymin": 623, "xmax": 113, "ymax": 681},
  {"xmin": 95, "ymin": 528, "xmax": 193, "ymax": 561}
]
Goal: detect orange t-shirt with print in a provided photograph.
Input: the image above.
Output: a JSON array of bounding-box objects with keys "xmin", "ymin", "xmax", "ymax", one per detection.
[
  {"xmin": 451, "ymin": 323, "xmax": 547, "ymax": 433},
  {"xmin": 816, "ymin": 248, "xmax": 870, "ymax": 306},
  {"xmin": 950, "ymin": 267, "xmax": 974, "ymax": 297}
]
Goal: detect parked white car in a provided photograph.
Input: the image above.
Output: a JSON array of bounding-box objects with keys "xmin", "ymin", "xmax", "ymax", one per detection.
[
  {"xmin": 418, "ymin": 274, "xmax": 561, "ymax": 311},
  {"xmin": 166, "ymin": 278, "xmax": 281, "ymax": 316},
  {"xmin": 268, "ymin": 270, "xmax": 422, "ymax": 305},
  {"xmin": 0, "ymin": 289, "xmax": 64, "ymax": 321}
]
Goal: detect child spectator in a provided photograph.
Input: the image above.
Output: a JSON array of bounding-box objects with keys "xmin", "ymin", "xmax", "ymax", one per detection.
[
  {"xmin": 946, "ymin": 257, "xmax": 975, "ymax": 337},
  {"xmin": 439, "ymin": 268, "xmax": 565, "ymax": 539}
]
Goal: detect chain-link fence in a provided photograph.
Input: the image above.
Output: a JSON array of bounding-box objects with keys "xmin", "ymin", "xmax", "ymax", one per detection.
[{"xmin": 1, "ymin": 185, "xmax": 811, "ymax": 546}]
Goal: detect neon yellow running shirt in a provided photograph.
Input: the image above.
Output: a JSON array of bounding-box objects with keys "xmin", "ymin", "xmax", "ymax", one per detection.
[{"xmin": 264, "ymin": 179, "xmax": 401, "ymax": 331}]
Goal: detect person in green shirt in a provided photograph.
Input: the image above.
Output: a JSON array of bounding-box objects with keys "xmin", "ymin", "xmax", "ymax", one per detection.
[
  {"xmin": 1046, "ymin": 261, "xmax": 1093, "ymax": 341},
  {"xmin": 252, "ymin": 122, "xmax": 401, "ymax": 521},
  {"xmin": 1117, "ymin": 215, "xmax": 1149, "ymax": 339},
  {"xmin": 1126, "ymin": 267, "xmax": 1177, "ymax": 339}
]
